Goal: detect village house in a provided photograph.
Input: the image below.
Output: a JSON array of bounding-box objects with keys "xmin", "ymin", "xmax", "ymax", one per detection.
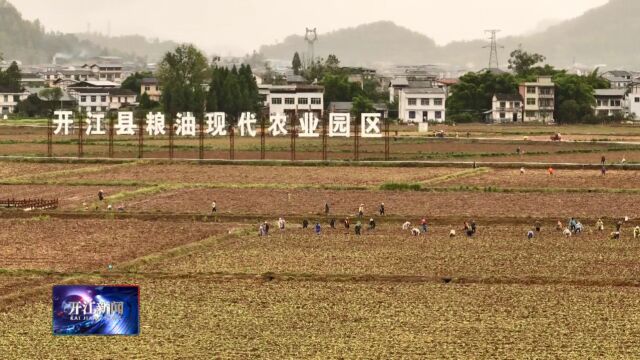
[
  {"xmin": 141, "ymin": 78, "xmax": 162, "ymax": 102},
  {"xmin": 594, "ymin": 89, "xmax": 628, "ymax": 117},
  {"xmin": 602, "ymin": 70, "xmax": 636, "ymax": 89},
  {"xmin": 398, "ymin": 87, "xmax": 446, "ymax": 123},
  {"xmin": 82, "ymin": 63, "xmax": 125, "ymax": 83},
  {"xmin": 266, "ymin": 84, "xmax": 324, "ymax": 119},
  {"xmin": 0, "ymin": 86, "xmax": 29, "ymax": 115},
  {"xmin": 488, "ymin": 93, "xmax": 523, "ymax": 123},
  {"xmin": 627, "ymin": 83, "xmax": 640, "ymax": 120},
  {"xmin": 328, "ymin": 101, "xmax": 389, "ymax": 119},
  {"xmin": 519, "ymin": 76, "xmax": 555, "ymax": 123}
]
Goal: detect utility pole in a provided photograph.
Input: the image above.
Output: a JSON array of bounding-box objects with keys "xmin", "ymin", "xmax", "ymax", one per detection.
[{"xmin": 483, "ymin": 29, "xmax": 504, "ymax": 69}]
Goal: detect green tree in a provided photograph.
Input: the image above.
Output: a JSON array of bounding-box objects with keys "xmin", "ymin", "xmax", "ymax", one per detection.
[
  {"xmin": 292, "ymin": 52, "xmax": 302, "ymax": 75},
  {"xmin": 508, "ymin": 48, "xmax": 546, "ymax": 77},
  {"xmin": 39, "ymin": 87, "xmax": 64, "ymax": 114},
  {"xmin": 15, "ymin": 94, "xmax": 45, "ymax": 117},
  {"xmin": 351, "ymin": 95, "xmax": 375, "ymax": 118},
  {"xmin": 446, "ymin": 71, "xmax": 518, "ymax": 121},
  {"xmin": 121, "ymin": 71, "xmax": 153, "ymax": 95},
  {"xmin": 553, "ymin": 73, "xmax": 596, "ymax": 123},
  {"xmin": 158, "ymin": 44, "xmax": 209, "ymax": 118},
  {"xmin": 322, "ymin": 74, "xmax": 362, "ymax": 106},
  {"xmin": 0, "ymin": 61, "xmax": 21, "ymax": 91},
  {"xmin": 325, "ymin": 54, "xmax": 340, "ymax": 72}
]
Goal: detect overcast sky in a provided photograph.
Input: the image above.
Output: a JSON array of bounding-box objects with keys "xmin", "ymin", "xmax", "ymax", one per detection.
[{"xmin": 11, "ymin": 0, "xmax": 609, "ymax": 55}]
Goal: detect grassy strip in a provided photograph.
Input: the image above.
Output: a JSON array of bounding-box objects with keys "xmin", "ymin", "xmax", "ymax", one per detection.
[{"xmin": 423, "ymin": 167, "xmax": 491, "ymax": 186}]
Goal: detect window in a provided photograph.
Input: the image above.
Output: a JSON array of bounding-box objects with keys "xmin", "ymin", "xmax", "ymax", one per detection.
[
  {"xmin": 422, "ymin": 112, "xmax": 429, "ymax": 121},
  {"xmin": 3, "ymin": 95, "xmax": 8, "ymax": 102},
  {"xmin": 311, "ymin": 98, "xmax": 322, "ymax": 105},
  {"xmin": 91, "ymin": 96, "xmax": 97, "ymax": 102},
  {"xmin": 101, "ymin": 96, "xmax": 107, "ymax": 102},
  {"xmin": 500, "ymin": 102, "xmax": 506, "ymax": 109},
  {"xmin": 145, "ymin": 86, "xmax": 150, "ymax": 91},
  {"xmin": 514, "ymin": 102, "xmax": 521, "ymax": 108},
  {"xmin": 91, "ymin": 106, "xmax": 97, "ymax": 112},
  {"xmin": 408, "ymin": 98, "xmax": 417, "ymax": 106},
  {"xmin": 527, "ymin": 98, "xmax": 536, "ymax": 105},
  {"xmin": 434, "ymin": 98, "xmax": 443, "ymax": 106},
  {"xmin": 408, "ymin": 111, "xmax": 416, "ymax": 119},
  {"xmin": 435, "ymin": 111, "xmax": 442, "ymax": 119},
  {"xmin": 636, "ymin": 97, "xmax": 640, "ymax": 103},
  {"xmin": 298, "ymin": 98, "xmax": 308, "ymax": 105},
  {"xmin": 597, "ymin": 100, "xmax": 603, "ymax": 107},
  {"xmin": 421, "ymin": 98, "xmax": 429, "ymax": 106},
  {"xmin": 613, "ymin": 100, "xmax": 621, "ymax": 107},
  {"xmin": 500, "ymin": 112, "xmax": 506, "ymax": 119},
  {"xmin": 81, "ymin": 96, "xmax": 87, "ymax": 102},
  {"xmin": 271, "ymin": 97, "xmax": 282, "ymax": 105},
  {"xmin": 285, "ymin": 98, "xmax": 295, "ymax": 105},
  {"xmin": 527, "ymin": 87, "xmax": 536, "ymax": 94},
  {"xmin": 526, "ymin": 111, "xmax": 536, "ymax": 118}
]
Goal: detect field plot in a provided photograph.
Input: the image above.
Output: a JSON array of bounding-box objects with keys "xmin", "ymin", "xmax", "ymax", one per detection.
[
  {"xmin": 445, "ymin": 168, "xmax": 640, "ymax": 189},
  {"xmin": 1, "ymin": 278, "xmax": 639, "ymax": 359},
  {"xmin": 60, "ymin": 163, "xmax": 457, "ymax": 186},
  {"xmin": 0, "ymin": 218, "xmax": 233, "ymax": 272},
  {"xmin": 0, "ymin": 184, "xmax": 135, "ymax": 210},
  {"xmin": 0, "ymin": 162, "xmax": 96, "ymax": 180},
  {"xmin": 121, "ymin": 187, "xmax": 640, "ymax": 219},
  {"xmin": 137, "ymin": 226, "xmax": 640, "ymax": 283}
]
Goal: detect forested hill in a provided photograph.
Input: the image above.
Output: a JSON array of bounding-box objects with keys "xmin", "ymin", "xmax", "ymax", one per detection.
[{"xmin": 260, "ymin": 0, "xmax": 640, "ymax": 69}]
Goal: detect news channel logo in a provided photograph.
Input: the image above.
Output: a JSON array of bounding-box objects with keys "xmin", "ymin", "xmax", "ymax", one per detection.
[{"xmin": 52, "ymin": 285, "xmax": 139, "ymax": 336}]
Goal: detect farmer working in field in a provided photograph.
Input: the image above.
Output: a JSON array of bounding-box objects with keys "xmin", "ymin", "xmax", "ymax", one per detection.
[
  {"xmin": 315, "ymin": 222, "xmax": 321, "ymax": 235},
  {"xmin": 325, "ymin": 202, "xmax": 330, "ymax": 215},
  {"xmin": 596, "ymin": 219, "xmax": 604, "ymax": 231},
  {"xmin": 98, "ymin": 190, "xmax": 105, "ymax": 201},
  {"xmin": 634, "ymin": 226, "xmax": 640, "ymax": 239},
  {"xmin": 344, "ymin": 217, "xmax": 351, "ymax": 229},
  {"xmin": 358, "ymin": 204, "xmax": 365, "ymax": 218},
  {"xmin": 355, "ymin": 221, "xmax": 362, "ymax": 235},
  {"xmin": 278, "ymin": 217, "xmax": 286, "ymax": 231},
  {"xmin": 211, "ymin": 200, "xmax": 217, "ymax": 213},
  {"xmin": 369, "ymin": 218, "xmax": 376, "ymax": 231},
  {"xmin": 303, "ymin": 219, "xmax": 309, "ymax": 229},
  {"xmin": 402, "ymin": 221, "xmax": 411, "ymax": 230},
  {"xmin": 379, "ymin": 202, "xmax": 385, "ymax": 216},
  {"xmin": 330, "ymin": 218, "xmax": 336, "ymax": 229},
  {"xmin": 527, "ymin": 230, "xmax": 535, "ymax": 240},
  {"xmin": 411, "ymin": 228, "xmax": 421, "ymax": 236},
  {"xmin": 421, "ymin": 218, "xmax": 428, "ymax": 233}
]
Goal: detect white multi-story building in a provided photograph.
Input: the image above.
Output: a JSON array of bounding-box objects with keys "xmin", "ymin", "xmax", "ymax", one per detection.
[
  {"xmin": 594, "ymin": 89, "xmax": 627, "ymax": 117},
  {"xmin": 628, "ymin": 83, "xmax": 640, "ymax": 120},
  {"xmin": 519, "ymin": 76, "xmax": 555, "ymax": 123},
  {"xmin": 0, "ymin": 87, "xmax": 28, "ymax": 115},
  {"xmin": 489, "ymin": 93, "xmax": 523, "ymax": 123},
  {"xmin": 141, "ymin": 78, "xmax": 162, "ymax": 102},
  {"xmin": 602, "ymin": 70, "xmax": 635, "ymax": 89},
  {"xmin": 398, "ymin": 87, "xmax": 446, "ymax": 123},
  {"xmin": 69, "ymin": 87, "xmax": 137, "ymax": 113},
  {"xmin": 266, "ymin": 85, "xmax": 324, "ymax": 118},
  {"xmin": 82, "ymin": 63, "xmax": 125, "ymax": 83}
]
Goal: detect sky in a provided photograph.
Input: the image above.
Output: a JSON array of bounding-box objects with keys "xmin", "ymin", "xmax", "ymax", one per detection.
[{"xmin": 10, "ymin": 0, "xmax": 610, "ymax": 56}]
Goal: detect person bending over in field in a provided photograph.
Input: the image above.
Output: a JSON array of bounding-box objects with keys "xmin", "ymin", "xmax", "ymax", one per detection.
[
  {"xmin": 556, "ymin": 221, "xmax": 563, "ymax": 231},
  {"xmin": 611, "ymin": 231, "xmax": 621, "ymax": 240},
  {"xmin": 344, "ymin": 217, "xmax": 351, "ymax": 229},
  {"xmin": 330, "ymin": 218, "xmax": 336, "ymax": 229},
  {"xmin": 449, "ymin": 229, "xmax": 456, "ymax": 238},
  {"xmin": 535, "ymin": 221, "xmax": 541, "ymax": 233},
  {"xmin": 379, "ymin": 203, "xmax": 385, "ymax": 216},
  {"xmin": 211, "ymin": 201, "xmax": 217, "ymax": 213},
  {"xmin": 411, "ymin": 228, "xmax": 421, "ymax": 236},
  {"xmin": 596, "ymin": 219, "xmax": 604, "ymax": 232},
  {"xmin": 527, "ymin": 230, "xmax": 535, "ymax": 240},
  {"xmin": 98, "ymin": 190, "xmax": 105, "ymax": 201},
  {"xmin": 574, "ymin": 222, "xmax": 583, "ymax": 234},
  {"xmin": 563, "ymin": 228, "xmax": 572, "ymax": 238},
  {"xmin": 303, "ymin": 219, "xmax": 309, "ymax": 229},
  {"xmin": 358, "ymin": 204, "xmax": 365, "ymax": 218},
  {"xmin": 263, "ymin": 221, "xmax": 270, "ymax": 236},
  {"xmin": 634, "ymin": 226, "xmax": 640, "ymax": 239},
  {"xmin": 355, "ymin": 221, "xmax": 362, "ymax": 236},
  {"xmin": 368, "ymin": 218, "xmax": 376, "ymax": 231},
  {"xmin": 315, "ymin": 223, "xmax": 321, "ymax": 235},
  {"xmin": 402, "ymin": 221, "xmax": 411, "ymax": 231}
]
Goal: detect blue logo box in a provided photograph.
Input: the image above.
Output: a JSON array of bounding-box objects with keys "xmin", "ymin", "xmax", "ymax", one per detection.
[{"xmin": 52, "ymin": 285, "xmax": 140, "ymax": 336}]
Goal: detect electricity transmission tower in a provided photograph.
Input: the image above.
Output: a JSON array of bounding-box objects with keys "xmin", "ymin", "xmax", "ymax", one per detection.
[
  {"xmin": 483, "ymin": 29, "xmax": 504, "ymax": 69},
  {"xmin": 305, "ymin": 28, "xmax": 318, "ymax": 66}
]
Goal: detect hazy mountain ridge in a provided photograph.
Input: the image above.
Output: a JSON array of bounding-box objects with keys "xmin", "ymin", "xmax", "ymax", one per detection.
[
  {"xmin": 0, "ymin": 0, "xmax": 175, "ymax": 64},
  {"xmin": 260, "ymin": 0, "xmax": 640, "ymax": 69}
]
